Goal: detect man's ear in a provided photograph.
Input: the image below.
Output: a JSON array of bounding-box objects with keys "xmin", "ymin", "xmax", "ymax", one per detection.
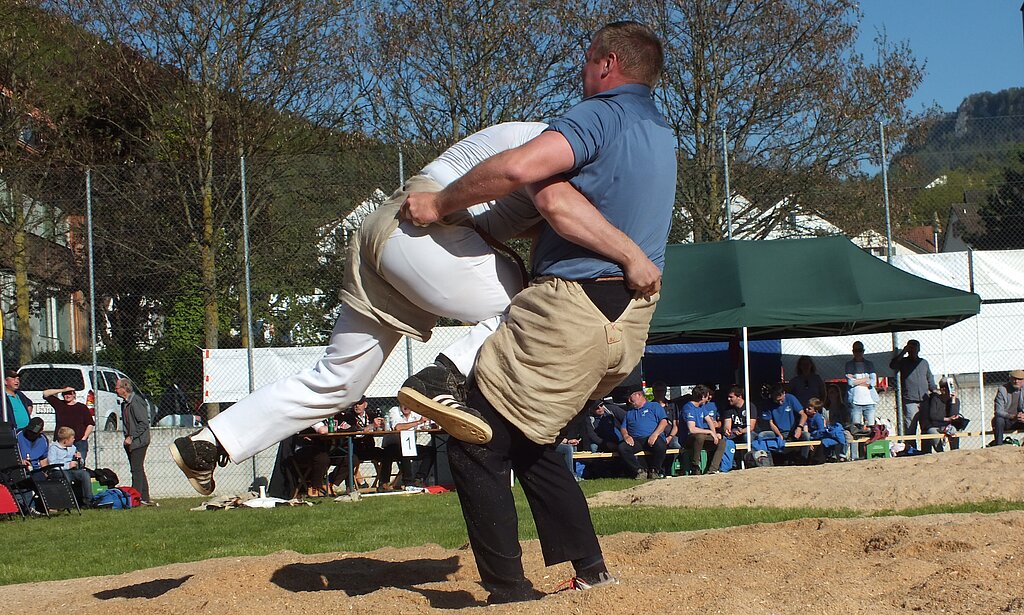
[{"xmin": 603, "ymin": 52, "xmax": 618, "ymax": 76}]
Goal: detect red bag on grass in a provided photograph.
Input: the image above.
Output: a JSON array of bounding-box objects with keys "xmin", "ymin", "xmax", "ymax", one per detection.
[{"xmin": 117, "ymin": 486, "xmax": 142, "ymax": 508}]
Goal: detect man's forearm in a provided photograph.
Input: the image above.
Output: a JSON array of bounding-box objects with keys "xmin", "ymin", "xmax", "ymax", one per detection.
[
  {"xmin": 425, "ymin": 131, "xmax": 575, "ymax": 219},
  {"xmin": 529, "ymin": 178, "xmax": 648, "ymax": 270}
]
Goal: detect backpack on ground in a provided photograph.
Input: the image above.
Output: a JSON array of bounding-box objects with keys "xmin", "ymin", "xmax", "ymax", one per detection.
[
  {"xmin": 117, "ymin": 486, "xmax": 143, "ymax": 507},
  {"xmin": 91, "ymin": 488, "xmax": 130, "ymax": 509},
  {"xmin": 89, "ymin": 467, "xmax": 119, "ymax": 488},
  {"xmin": 744, "ymin": 449, "xmax": 773, "ymax": 468}
]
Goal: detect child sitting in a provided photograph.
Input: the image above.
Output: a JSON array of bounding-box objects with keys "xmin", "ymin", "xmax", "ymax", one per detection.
[{"xmin": 48, "ymin": 426, "xmax": 93, "ymax": 506}]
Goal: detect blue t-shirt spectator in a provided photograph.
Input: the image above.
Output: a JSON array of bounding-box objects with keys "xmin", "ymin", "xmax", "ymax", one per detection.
[
  {"xmin": 623, "ymin": 401, "xmax": 667, "ymax": 438},
  {"xmin": 704, "ymin": 401, "xmax": 720, "ymax": 422},
  {"xmin": 683, "ymin": 401, "xmax": 714, "ymax": 431},
  {"xmin": 805, "ymin": 412, "xmax": 826, "ymax": 436},
  {"xmin": 16, "ymin": 431, "xmax": 48, "ymax": 470},
  {"xmin": 769, "ymin": 393, "xmax": 804, "ymax": 434}
]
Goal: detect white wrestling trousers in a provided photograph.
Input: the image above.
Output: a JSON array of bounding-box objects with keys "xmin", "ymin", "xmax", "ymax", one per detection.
[{"xmin": 209, "ymin": 220, "xmax": 522, "ymax": 462}]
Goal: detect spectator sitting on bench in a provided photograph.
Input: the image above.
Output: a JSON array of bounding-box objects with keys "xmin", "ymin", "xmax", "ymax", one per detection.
[
  {"xmin": 584, "ymin": 399, "xmax": 623, "ymax": 454},
  {"xmin": 617, "ymin": 387, "xmax": 668, "ymax": 480},
  {"xmin": 556, "ymin": 411, "xmax": 587, "ymax": 481},
  {"xmin": 825, "ymin": 382, "xmax": 857, "ymax": 461},
  {"xmin": 764, "ymin": 383, "xmax": 810, "ymax": 461},
  {"xmin": 992, "ymin": 370, "xmax": 1024, "ymax": 446},
  {"xmin": 682, "ymin": 384, "xmax": 728, "ymax": 475},
  {"xmin": 922, "ymin": 378, "xmax": 961, "ymax": 452},
  {"xmin": 651, "ymin": 382, "xmax": 680, "ymax": 472},
  {"xmin": 722, "ymin": 386, "xmax": 754, "ymax": 444},
  {"xmin": 802, "ymin": 398, "xmax": 842, "ymax": 462},
  {"xmin": 579, "ymin": 399, "xmax": 625, "ymax": 479}
]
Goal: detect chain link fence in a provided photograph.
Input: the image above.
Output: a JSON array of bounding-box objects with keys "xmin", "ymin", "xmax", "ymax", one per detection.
[{"xmin": 4, "ymin": 114, "xmax": 1024, "ymax": 497}]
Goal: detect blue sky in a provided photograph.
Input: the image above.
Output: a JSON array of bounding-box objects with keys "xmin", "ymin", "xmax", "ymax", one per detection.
[{"xmin": 857, "ymin": 1, "xmax": 1021, "ymax": 112}]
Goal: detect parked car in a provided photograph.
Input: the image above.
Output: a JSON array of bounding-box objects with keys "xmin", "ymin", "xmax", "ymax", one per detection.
[{"xmin": 17, "ymin": 364, "xmax": 158, "ymax": 434}]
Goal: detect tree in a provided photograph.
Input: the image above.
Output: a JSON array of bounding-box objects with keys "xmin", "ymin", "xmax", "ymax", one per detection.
[
  {"xmin": 45, "ymin": 0, "xmax": 368, "ymax": 411},
  {"xmin": 0, "ymin": 2, "xmax": 84, "ymax": 363},
  {"xmin": 623, "ymin": 0, "xmax": 923, "ymax": 242},
  {"xmin": 363, "ymin": 0, "xmax": 603, "ymax": 147},
  {"xmin": 965, "ymin": 151, "xmax": 1024, "ymax": 250}
]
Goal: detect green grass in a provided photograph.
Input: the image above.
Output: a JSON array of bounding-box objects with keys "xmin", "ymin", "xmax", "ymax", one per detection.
[{"xmin": 3, "ymin": 480, "xmax": 1024, "ymax": 586}]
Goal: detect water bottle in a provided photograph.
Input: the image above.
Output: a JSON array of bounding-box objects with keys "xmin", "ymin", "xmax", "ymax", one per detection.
[{"xmin": 946, "ymin": 377, "xmax": 955, "ymax": 397}]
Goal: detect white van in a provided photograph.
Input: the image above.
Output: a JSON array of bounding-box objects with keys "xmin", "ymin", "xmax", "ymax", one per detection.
[{"xmin": 16, "ymin": 364, "xmax": 155, "ymax": 434}]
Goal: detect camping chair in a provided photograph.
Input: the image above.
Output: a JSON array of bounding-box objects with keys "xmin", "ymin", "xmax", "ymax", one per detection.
[
  {"xmin": 0, "ymin": 484, "xmax": 25, "ymax": 520},
  {"xmin": 28, "ymin": 464, "xmax": 82, "ymax": 515},
  {"xmin": 0, "ymin": 428, "xmax": 80, "ymax": 516},
  {"xmin": 0, "ymin": 426, "xmax": 36, "ymax": 516}
]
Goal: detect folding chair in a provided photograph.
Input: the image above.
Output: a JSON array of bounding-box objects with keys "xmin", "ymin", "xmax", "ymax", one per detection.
[
  {"xmin": 28, "ymin": 465, "xmax": 82, "ymax": 515},
  {"xmin": 0, "ymin": 427, "xmax": 80, "ymax": 516},
  {"xmin": 0, "ymin": 484, "xmax": 24, "ymax": 520}
]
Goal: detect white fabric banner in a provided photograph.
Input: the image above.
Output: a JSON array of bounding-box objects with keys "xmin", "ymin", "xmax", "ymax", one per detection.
[{"xmin": 202, "ymin": 325, "xmax": 472, "ymax": 402}]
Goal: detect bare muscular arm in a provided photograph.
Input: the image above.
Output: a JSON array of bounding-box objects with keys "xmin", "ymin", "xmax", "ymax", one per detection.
[{"xmin": 527, "ymin": 177, "xmax": 661, "ymax": 298}]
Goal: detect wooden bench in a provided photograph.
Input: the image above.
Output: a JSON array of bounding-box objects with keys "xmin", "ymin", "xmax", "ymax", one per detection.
[{"xmin": 570, "ymin": 429, "xmax": 1004, "ymax": 463}]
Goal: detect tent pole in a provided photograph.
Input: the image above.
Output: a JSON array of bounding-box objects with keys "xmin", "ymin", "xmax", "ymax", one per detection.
[
  {"xmin": 743, "ymin": 327, "xmax": 752, "ymax": 452},
  {"xmin": 969, "ymin": 250, "xmax": 986, "ymax": 446}
]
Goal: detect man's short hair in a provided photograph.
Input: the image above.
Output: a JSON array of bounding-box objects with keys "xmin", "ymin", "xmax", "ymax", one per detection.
[
  {"xmin": 4, "ymin": 368, "xmax": 18, "ymax": 378},
  {"xmin": 592, "ymin": 21, "xmax": 664, "ymax": 87},
  {"xmin": 728, "ymin": 385, "xmax": 744, "ymax": 399},
  {"xmin": 769, "ymin": 383, "xmax": 787, "ymax": 398},
  {"xmin": 116, "ymin": 378, "xmax": 134, "ymax": 394},
  {"xmin": 690, "ymin": 383, "xmax": 711, "ymax": 401}
]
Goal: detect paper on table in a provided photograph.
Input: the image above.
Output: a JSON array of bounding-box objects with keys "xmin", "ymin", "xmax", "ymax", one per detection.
[{"xmin": 401, "ymin": 429, "xmax": 418, "ymax": 456}]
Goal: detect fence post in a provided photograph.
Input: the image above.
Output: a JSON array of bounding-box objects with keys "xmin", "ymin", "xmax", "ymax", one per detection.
[
  {"xmin": 722, "ymin": 127, "xmax": 732, "ymax": 240},
  {"xmin": 240, "ymin": 154, "xmax": 257, "ymax": 485},
  {"xmin": 969, "ymin": 249, "xmax": 986, "ymax": 445},
  {"xmin": 399, "ymin": 147, "xmax": 414, "ymax": 382},
  {"xmin": 880, "ymin": 121, "xmax": 893, "ymax": 262},
  {"xmin": 86, "ymin": 167, "xmax": 100, "ymax": 469},
  {"xmin": 879, "ymin": 121, "xmax": 905, "ymax": 434}
]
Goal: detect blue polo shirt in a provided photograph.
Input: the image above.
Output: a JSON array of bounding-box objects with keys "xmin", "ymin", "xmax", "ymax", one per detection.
[
  {"xmin": 623, "ymin": 401, "xmax": 667, "ymax": 438},
  {"xmin": 683, "ymin": 401, "xmax": 714, "ymax": 431},
  {"xmin": 806, "ymin": 413, "xmax": 826, "ymax": 435},
  {"xmin": 704, "ymin": 401, "xmax": 720, "ymax": 422},
  {"xmin": 537, "ymin": 83, "xmax": 677, "ymax": 279},
  {"xmin": 16, "ymin": 431, "xmax": 48, "ymax": 470},
  {"xmin": 769, "ymin": 394, "xmax": 804, "ymax": 433}
]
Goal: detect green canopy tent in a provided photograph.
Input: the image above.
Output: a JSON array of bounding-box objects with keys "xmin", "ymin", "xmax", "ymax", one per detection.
[
  {"xmin": 650, "ymin": 236, "xmax": 980, "ymax": 343},
  {"xmin": 647, "ymin": 236, "xmax": 982, "ymax": 445}
]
